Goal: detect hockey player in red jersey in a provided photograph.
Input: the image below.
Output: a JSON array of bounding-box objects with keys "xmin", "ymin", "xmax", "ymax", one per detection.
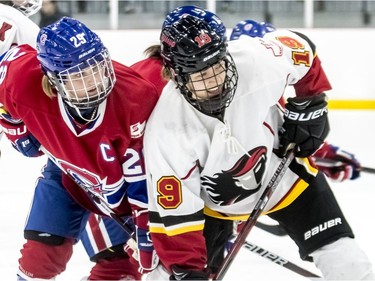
[
  {"xmin": 0, "ymin": 17, "xmax": 159, "ymax": 280},
  {"xmin": 142, "ymin": 6, "xmax": 374, "ymax": 280},
  {"xmin": 0, "ymin": 3, "xmax": 159, "ymax": 278}
]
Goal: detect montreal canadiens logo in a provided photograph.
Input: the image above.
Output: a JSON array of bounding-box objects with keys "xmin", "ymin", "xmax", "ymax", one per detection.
[{"xmin": 39, "ymin": 33, "xmax": 48, "ymax": 46}]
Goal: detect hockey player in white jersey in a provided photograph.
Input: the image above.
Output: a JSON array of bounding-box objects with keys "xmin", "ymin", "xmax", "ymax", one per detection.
[
  {"xmin": 0, "ymin": 0, "xmax": 41, "ymax": 53},
  {"xmin": 230, "ymin": 19, "xmax": 362, "ymax": 183},
  {"xmin": 143, "ymin": 7, "xmax": 375, "ymax": 280}
]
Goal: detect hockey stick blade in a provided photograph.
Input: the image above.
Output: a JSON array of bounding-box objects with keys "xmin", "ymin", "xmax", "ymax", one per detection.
[
  {"xmin": 313, "ymin": 157, "xmax": 375, "ymax": 175},
  {"xmin": 244, "ymin": 241, "xmax": 321, "ymax": 279},
  {"xmin": 255, "ymin": 221, "xmax": 288, "ymax": 236},
  {"xmin": 213, "ymin": 149, "xmax": 295, "ymax": 280}
]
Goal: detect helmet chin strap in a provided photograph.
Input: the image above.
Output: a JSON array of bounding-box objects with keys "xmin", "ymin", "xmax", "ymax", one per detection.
[{"xmin": 64, "ymin": 103, "xmax": 99, "ymax": 124}]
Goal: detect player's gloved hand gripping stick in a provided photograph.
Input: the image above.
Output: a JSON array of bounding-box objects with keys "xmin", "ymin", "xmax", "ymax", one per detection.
[
  {"xmin": 278, "ymin": 93, "xmax": 329, "ymax": 158},
  {"xmin": 312, "ymin": 143, "xmax": 362, "ymax": 181},
  {"xmin": 314, "ymin": 157, "xmax": 375, "ymax": 175},
  {"xmin": 0, "ymin": 107, "xmax": 43, "ymax": 157}
]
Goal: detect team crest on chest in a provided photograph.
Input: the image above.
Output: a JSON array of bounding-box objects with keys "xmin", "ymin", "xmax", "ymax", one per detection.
[
  {"xmin": 202, "ymin": 146, "xmax": 267, "ymax": 206},
  {"xmin": 59, "ymin": 160, "xmax": 108, "ymax": 196}
]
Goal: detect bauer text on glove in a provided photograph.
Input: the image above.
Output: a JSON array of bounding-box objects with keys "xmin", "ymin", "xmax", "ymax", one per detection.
[
  {"xmin": 0, "ymin": 108, "xmax": 42, "ymax": 157},
  {"xmin": 278, "ymin": 93, "xmax": 329, "ymax": 158}
]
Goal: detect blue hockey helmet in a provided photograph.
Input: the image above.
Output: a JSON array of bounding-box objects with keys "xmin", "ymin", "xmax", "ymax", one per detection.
[
  {"xmin": 37, "ymin": 17, "xmax": 116, "ymax": 110},
  {"xmin": 162, "ymin": 5, "xmax": 226, "ymax": 39},
  {"xmin": 230, "ymin": 20, "xmax": 276, "ymax": 40}
]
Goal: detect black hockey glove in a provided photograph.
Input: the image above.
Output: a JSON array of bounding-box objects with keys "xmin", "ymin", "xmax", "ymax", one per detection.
[
  {"xmin": 278, "ymin": 93, "xmax": 330, "ymax": 158},
  {"xmin": 169, "ymin": 265, "xmax": 210, "ymax": 280}
]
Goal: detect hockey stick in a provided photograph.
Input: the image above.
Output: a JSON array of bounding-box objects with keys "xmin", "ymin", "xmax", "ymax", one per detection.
[
  {"xmin": 255, "ymin": 221, "xmax": 287, "ymax": 236},
  {"xmin": 313, "ymin": 157, "xmax": 375, "ymax": 175},
  {"xmin": 243, "ymin": 241, "xmax": 321, "ymax": 279},
  {"xmin": 213, "ymin": 149, "xmax": 295, "ymax": 280}
]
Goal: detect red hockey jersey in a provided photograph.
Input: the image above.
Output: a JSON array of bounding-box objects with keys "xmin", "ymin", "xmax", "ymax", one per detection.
[{"xmin": 0, "ymin": 44, "xmax": 159, "ymax": 216}]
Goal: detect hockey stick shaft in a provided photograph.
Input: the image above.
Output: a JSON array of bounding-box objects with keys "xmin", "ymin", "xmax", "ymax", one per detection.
[
  {"xmin": 313, "ymin": 157, "xmax": 375, "ymax": 174},
  {"xmin": 213, "ymin": 149, "xmax": 295, "ymax": 280},
  {"xmin": 362, "ymin": 166, "xmax": 375, "ymax": 174},
  {"xmin": 244, "ymin": 241, "xmax": 321, "ymax": 279}
]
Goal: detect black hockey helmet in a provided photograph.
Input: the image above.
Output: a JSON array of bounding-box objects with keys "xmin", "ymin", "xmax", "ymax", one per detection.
[
  {"xmin": 161, "ymin": 14, "xmax": 226, "ymax": 77},
  {"xmin": 160, "ymin": 14, "xmax": 238, "ymax": 116}
]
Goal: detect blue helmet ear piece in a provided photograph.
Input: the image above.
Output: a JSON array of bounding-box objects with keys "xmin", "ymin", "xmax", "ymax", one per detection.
[
  {"xmin": 261, "ymin": 22, "xmax": 277, "ymax": 34},
  {"xmin": 230, "ymin": 20, "xmax": 276, "ymax": 40}
]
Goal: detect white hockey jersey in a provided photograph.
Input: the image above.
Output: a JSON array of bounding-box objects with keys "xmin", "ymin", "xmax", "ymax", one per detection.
[
  {"xmin": 145, "ymin": 32, "xmax": 323, "ymax": 236},
  {"xmin": 0, "ymin": 4, "xmax": 39, "ymax": 54}
]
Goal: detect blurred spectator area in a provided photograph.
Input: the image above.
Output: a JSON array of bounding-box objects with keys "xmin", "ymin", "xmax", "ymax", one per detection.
[{"xmin": 29, "ymin": 1, "xmax": 375, "ymax": 29}]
